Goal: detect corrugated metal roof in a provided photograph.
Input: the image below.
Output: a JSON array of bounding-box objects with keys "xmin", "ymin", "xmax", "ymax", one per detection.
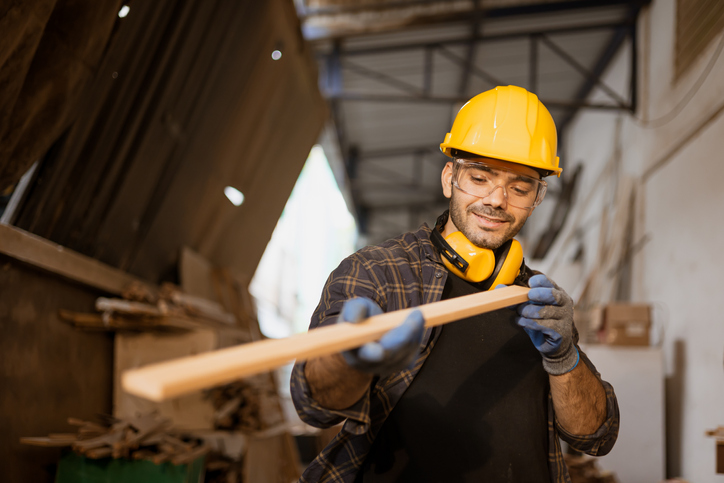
[{"xmin": 301, "ymin": 0, "xmax": 646, "ymax": 244}]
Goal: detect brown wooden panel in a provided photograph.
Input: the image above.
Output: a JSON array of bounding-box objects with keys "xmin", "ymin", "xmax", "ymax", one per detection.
[
  {"xmin": 15, "ymin": 0, "xmax": 176, "ymax": 238},
  {"xmin": 15, "ymin": 0, "xmax": 327, "ymax": 284},
  {"xmin": 0, "ymin": 256, "xmax": 113, "ymax": 483},
  {"xmin": 675, "ymin": 0, "xmax": 724, "ymax": 79},
  {"xmin": 126, "ymin": 0, "xmax": 327, "ymax": 280}
]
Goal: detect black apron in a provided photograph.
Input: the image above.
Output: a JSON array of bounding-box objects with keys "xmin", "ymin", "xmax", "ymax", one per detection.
[{"xmin": 359, "ymin": 272, "xmax": 551, "ymax": 482}]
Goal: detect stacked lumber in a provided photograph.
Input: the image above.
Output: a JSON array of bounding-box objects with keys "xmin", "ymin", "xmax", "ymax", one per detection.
[
  {"xmin": 59, "ymin": 281, "xmax": 245, "ymax": 334},
  {"xmin": 20, "ymin": 413, "xmax": 208, "ymax": 465},
  {"xmin": 204, "ymin": 453, "xmax": 244, "ymax": 483},
  {"xmin": 205, "ymin": 374, "xmax": 285, "ymax": 432}
]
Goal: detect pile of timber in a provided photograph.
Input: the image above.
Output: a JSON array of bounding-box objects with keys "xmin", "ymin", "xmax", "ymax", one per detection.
[
  {"xmin": 20, "ymin": 413, "xmax": 208, "ymax": 465},
  {"xmin": 205, "ymin": 374, "xmax": 285, "ymax": 432},
  {"xmin": 58, "ymin": 281, "xmax": 244, "ymax": 334},
  {"xmin": 204, "ymin": 452, "xmax": 244, "ymax": 483}
]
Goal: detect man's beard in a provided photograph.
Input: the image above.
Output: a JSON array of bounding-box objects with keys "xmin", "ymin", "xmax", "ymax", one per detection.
[{"xmin": 449, "ymin": 189, "xmax": 527, "ymax": 249}]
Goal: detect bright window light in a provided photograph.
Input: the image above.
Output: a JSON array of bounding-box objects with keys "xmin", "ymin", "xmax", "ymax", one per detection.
[
  {"xmin": 224, "ymin": 186, "xmax": 245, "ymax": 206},
  {"xmin": 271, "ymin": 50, "xmax": 282, "ymax": 60},
  {"xmin": 118, "ymin": 5, "xmax": 130, "ymax": 17},
  {"xmin": 250, "ymin": 145, "xmax": 357, "ymax": 339}
]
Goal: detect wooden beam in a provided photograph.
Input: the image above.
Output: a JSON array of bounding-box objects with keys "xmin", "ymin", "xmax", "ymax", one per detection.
[
  {"xmin": 0, "ymin": 224, "xmax": 143, "ymax": 295},
  {"xmin": 122, "ymin": 285, "xmax": 530, "ymax": 401}
]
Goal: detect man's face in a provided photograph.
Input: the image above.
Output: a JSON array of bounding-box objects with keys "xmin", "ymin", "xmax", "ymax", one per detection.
[{"xmin": 440, "ymin": 157, "xmax": 541, "ymax": 249}]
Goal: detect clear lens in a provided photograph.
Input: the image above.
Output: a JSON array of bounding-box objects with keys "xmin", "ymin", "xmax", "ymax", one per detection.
[{"xmin": 452, "ymin": 158, "xmax": 547, "ymax": 209}]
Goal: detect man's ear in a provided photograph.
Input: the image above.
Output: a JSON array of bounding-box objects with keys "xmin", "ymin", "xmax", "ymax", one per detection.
[{"xmin": 441, "ymin": 161, "xmax": 453, "ymax": 199}]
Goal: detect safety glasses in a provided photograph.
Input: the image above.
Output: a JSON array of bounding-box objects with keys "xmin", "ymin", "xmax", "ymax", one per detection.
[{"xmin": 452, "ymin": 158, "xmax": 547, "ymax": 210}]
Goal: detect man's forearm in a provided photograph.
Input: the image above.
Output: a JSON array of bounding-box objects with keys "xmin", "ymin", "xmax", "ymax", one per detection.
[
  {"xmin": 549, "ymin": 360, "xmax": 607, "ymax": 435},
  {"xmin": 305, "ymin": 353, "xmax": 373, "ymax": 410}
]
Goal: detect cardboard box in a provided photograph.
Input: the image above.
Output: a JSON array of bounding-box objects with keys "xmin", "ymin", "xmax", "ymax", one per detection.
[{"xmin": 602, "ymin": 303, "xmax": 651, "ymax": 346}]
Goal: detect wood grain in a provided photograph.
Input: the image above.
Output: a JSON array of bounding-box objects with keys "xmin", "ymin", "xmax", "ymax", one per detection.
[
  {"xmin": 122, "ymin": 285, "xmax": 530, "ymax": 401},
  {"xmin": 0, "ymin": 224, "xmax": 140, "ymax": 295}
]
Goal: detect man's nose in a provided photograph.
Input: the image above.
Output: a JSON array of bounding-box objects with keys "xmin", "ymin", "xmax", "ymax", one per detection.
[{"xmin": 482, "ymin": 185, "xmax": 507, "ymax": 208}]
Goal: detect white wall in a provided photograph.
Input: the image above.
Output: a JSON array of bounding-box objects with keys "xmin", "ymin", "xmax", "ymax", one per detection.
[{"xmin": 526, "ymin": 1, "xmax": 724, "ymax": 480}]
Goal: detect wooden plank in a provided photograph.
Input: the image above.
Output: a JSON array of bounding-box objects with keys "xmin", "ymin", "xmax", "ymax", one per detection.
[
  {"xmin": 0, "ymin": 224, "xmax": 143, "ymax": 295},
  {"xmin": 122, "ymin": 285, "xmax": 530, "ymax": 401},
  {"xmin": 19, "ymin": 437, "xmax": 74, "ymax": 447}
]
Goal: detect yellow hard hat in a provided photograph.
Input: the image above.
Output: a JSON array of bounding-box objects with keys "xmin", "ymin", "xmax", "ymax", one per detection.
[{"xmin": 440, "ymin": 85, "xmax": 561, "ymax": 177}]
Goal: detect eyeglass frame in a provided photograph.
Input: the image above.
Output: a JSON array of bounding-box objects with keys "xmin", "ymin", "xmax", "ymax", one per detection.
[{"xmin": 450, "ymin": 158, "xmax": 548, "ymax": 210}]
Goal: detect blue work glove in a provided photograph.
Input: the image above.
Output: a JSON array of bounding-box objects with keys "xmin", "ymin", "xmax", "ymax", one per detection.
[
  {"xmin": 338, "ymin": 297, "xmax": 425, "ymax": 375},
  {"xmin": 514, "ymin": 274, "xmax": 579, "ymax": 375}
]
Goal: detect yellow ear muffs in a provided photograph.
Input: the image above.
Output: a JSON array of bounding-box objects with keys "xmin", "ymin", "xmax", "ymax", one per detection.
[
  {"xmin": 440, "ymin": 231, "xmax": 496, "ymax": 283},
  {"xmin": 431, "ymin": 227, "xmax": 524, "ymax": 289},
  {"xmin": 488, "ymin": 238, "xmax": 523, "ymax": 289}
]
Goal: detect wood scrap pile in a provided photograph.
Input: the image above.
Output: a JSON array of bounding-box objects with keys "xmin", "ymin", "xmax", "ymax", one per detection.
[
  {"xmin": 564, "ymin": 454, "xmax": 618, "ymax": 483},
  {"xmin": 204, "ymin": 452, "xmax": 244, "ymax": 483},
  {"xmin": 205, "ymin": 374, "xmax": 285, "ymax": 432},
  {"xmin": 58, "ymin": 281, "xmax": 246, "ymax": 335},
  {"xmin": 20, "ymin": 413, "xmax": 208, "ymax": 465}
]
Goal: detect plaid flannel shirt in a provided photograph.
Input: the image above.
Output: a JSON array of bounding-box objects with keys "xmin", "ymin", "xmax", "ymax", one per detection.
[{"xmin": 291, "ymin": 223, "xmax": 619, "ymax": 482}]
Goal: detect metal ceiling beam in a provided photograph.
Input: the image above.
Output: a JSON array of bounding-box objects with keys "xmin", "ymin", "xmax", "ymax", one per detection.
[
  {"xmin": 361, "ymin": 198, "xmax": 448, "ymax": 212},
  {"xmin": 423, "ymin": 46, "xmax": 434, "ymax": 95},
  {"xmin": 319, "ymin": 20, "xmax": 629, "ymax": 58},
  {"xmin": 529, "ymin": 34, "xmax": 539, "ymax": 93},
  {"xmin": 558, "ymin": 24, "xmax": 632, "ymax": 134},
  {"xmin": 457, "ymin": 0, "xmax": 483, "ymax": 97},
  {"xmin": 353, "ymin": 161, "xmax": 419, "ymax": 184},
  {"xmin": 327, "ymin": 40, "xmax": 371, "ymax": 236},
  {"xmin": 437, "ymin": 45, "xmax": 504, "ymax": 89},
  {"xmin": 539, "ymin": 34, "xmax": 628, "ymax": 107},
  {"xmin": 353, "ymin": 183, "xmax": 438, "ymax": 192},
  {"xmin": 325, "ymin": 92, "xmax": 631, "ymax": 111},
  {"xmin": 327, "ymin": 41, "xmax": 345, "ymax": 149},
  {"xmin": 343, "ymin": 59, "xmax": 423, "ymax": 95},
  {"xmin": 629, "ymin": 18, "xmax": 638, "ymax": 114},
  {"xmin": 302, "ymin": 0, "xmax": 650, "ymax": 39},
  {"xmin": 301, "ymin": 0, "xmax": 649, "ymax": 19},
  {"xmin": 299, "ymin": 0, "xmax": 444, "ymax": 17},
  {"xmin": 357, "ymin": 145, "xmax": 441, "ymax": 159}
]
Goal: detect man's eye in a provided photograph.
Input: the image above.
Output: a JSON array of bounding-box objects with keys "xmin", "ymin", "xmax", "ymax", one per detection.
[
  {"xmin": 511, "ymin": 185, "xmax": 533, "ymax": 196},
  {"xmin": 470, "ymin": 174, "xmax": 490, "ymax": 183}
]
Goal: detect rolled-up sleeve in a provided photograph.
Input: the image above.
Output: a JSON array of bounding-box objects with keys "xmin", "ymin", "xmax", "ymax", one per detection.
[
  {"xmin": 290, "ymin": 255, "xmax": 385, "ymax": 434},
  {"xmin": 556, "ymin": 347, "xmax": 620, "ymax": 456},
  {"xmin": 291, "ymin": 361, "xmax": 374, "ymax": 434}
]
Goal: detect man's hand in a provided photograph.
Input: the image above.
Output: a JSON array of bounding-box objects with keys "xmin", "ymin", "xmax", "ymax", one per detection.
[
  {"xmin": 515, "ymin": 274, "xmax": 579, "ymax": 375},
  {"xmin": 339, "ymin": 298, "xmax": 425, "ymax": 375}
]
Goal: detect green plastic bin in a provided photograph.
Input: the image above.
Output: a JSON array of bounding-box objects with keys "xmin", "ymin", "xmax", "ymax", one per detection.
[{"xmin": 55, "ymin": 451, "xmax": 205, "ymax": 483}]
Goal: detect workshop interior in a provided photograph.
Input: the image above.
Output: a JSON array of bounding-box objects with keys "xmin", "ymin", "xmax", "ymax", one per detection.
[{"xmin": 1, "ymin": 0, "xmax": 724, "ymax": 482}]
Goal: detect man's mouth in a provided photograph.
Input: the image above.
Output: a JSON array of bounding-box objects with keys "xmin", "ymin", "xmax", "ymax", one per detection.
[{"xmin": 472, "ymin": 212, "xmax": 508, "ymax": 228}]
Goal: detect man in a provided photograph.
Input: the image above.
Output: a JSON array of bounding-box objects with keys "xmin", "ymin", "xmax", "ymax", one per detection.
[{"xmin": 291, "ymin": 86, "xmax": 619, "ymax": 482}]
